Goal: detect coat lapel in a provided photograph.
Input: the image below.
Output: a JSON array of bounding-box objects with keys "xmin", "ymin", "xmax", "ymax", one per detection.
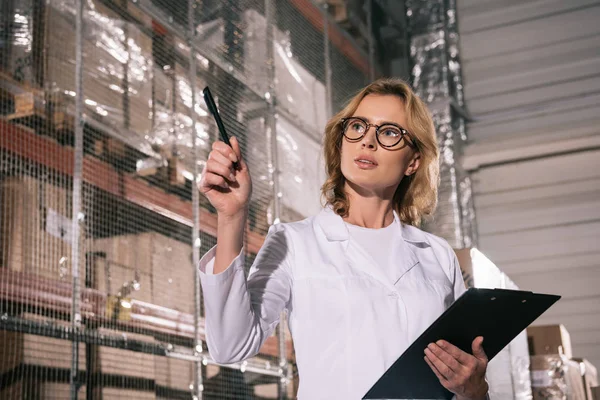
[{"xmin": 314, "ymin": 207, "xmax": 431, "ymax": 289}]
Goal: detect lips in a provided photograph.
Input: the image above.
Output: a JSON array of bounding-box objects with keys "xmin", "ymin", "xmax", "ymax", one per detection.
[{"xmin": 354, "ymin": 156, "xmax": 378, "ymax": 169}]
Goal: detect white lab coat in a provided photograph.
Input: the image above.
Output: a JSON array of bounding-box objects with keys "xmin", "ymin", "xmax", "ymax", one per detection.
[{"xmin": 199, "ymin": 206, "xmax": 467, "ymax": 399}]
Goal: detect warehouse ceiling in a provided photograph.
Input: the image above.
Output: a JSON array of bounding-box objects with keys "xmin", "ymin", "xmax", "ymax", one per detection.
[{"xmin": 457, "ymin": 0, "xmax": 600, "ymax": 368}]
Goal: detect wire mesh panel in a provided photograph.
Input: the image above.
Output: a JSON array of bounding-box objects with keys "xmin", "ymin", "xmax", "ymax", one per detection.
[
  {"xmin": 0, "ymin": 0, "xmax": 371, "ymax": 398},
  {"xmin": 328, "ymin": 18, "xmax": 370, "ymax": 118}
]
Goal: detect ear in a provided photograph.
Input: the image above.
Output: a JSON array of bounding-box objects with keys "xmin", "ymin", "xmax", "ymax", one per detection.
[{"xmin": 405, "ymin": 152, "xmax": 421, "ymax": 176}]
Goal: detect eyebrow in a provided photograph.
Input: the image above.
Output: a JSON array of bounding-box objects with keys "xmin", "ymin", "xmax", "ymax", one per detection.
[{"xmin": 353, "ymin": 115, "xmax": 405, "ymax": 128}]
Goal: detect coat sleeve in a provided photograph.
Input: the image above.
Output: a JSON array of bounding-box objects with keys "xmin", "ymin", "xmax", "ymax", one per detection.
[
  {"xmin": 451, "ymin": 249, "xmax": 468, "ymax": 301},
  {"xmin": 198, "ymin": 223, "xmax": 293, "ymax": 364}
]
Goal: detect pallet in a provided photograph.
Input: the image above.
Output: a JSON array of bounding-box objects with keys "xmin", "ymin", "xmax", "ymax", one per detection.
[{"xmin": 0, "ymin": 71, "xmax": 50, "ymax": 131}]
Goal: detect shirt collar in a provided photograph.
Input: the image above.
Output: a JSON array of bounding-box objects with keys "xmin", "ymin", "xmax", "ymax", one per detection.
[{"xmin": 316, "ymin": 206, "xmax": 430, "ymax": 246}]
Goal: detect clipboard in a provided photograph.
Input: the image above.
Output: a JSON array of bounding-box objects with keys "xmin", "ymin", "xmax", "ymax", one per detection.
[{"xmin": 363, "ymin": 288, "xmax": 561, "ymax": 399}]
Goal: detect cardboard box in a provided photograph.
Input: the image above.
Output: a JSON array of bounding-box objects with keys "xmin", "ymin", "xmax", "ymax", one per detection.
[
  {"xmin": 93, "ymin": 387, "xmax": 156, "ymax": 399},
  {"xmin": 453, "ymin": 249, "xmax": 533, "ymax": 399},
  {"xmin": 573, "ymin": 358, "xmax": 598, "ymax": 400},
  {"xmin": 527, "ymin": 325, "xmax": 573, "ymax": 359},
  {"xmin": 154, "ymin": 357, "xmax": 193, "ymax": 391},
  {"xmin": 0, "ymin": 313, "xmax": 86, "ymax": 375},
  {"xmin": 243, "ymin": 9, "xmax": 329, "ymax": 134},
  {"xmin": 0, "ymin": 176, "xmax": 80, "ymax": 280},
  {"xmin": 91, "ymin": 328, "xmax": 156, "ymax": 380},
  {"xmin": 454, "ymin": 247, "xmax": 504, "ymax": 289},
  {"xmin": 14, "ymin": 92, "xmax": 34, "ymax": 115},
  {"xmin": 0, "ymin": 381, "xmax": 87, "ymax": 399},
  {"xmin": 91, "ymin": 232, "xmax": 195, "ymax": 314},
  {"xmin": 44, "ymin": 0, "xmax": 152, "ymax": 135},
  {"xmin": 530, "ymin": 355, "xmax": 586, "ymax": 400},
  {"xmin": 90, "ymin": 255, "xmax": 153, "ymax": 305}
]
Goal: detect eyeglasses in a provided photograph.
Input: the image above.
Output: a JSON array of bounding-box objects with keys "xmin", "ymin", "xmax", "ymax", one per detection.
[{"xmin": 340, "ymin": 117, "xmax": 416, "ymax": 149}]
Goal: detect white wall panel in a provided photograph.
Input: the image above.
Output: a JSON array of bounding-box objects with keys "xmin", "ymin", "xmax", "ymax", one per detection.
[{"xmin": 458, "ymin": 0, "xmax": 600, "ymax": 369}]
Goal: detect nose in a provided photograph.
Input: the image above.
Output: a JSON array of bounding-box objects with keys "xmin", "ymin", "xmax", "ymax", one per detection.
[{"xmin": 360, "ymin": 125, "xmax": 377, "ymax": 149}]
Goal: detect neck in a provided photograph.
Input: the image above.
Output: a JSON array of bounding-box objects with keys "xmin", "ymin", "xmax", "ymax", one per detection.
[{"xmin": 342, "ymin": 181, "xmax": 395, "ymax": 229}]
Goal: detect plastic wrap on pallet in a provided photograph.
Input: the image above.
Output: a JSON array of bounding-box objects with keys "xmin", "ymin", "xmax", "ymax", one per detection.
[
  {"xmin": 0, "ymin": 0, "xmax": 36, "ymax": 83},
  {"xmin": 423, "ymin": 105, "xmax": 474, "ymax": 248},
  {"xmin": 406, "ymin": 0, "xmax": 445, "ymax": 35},
  {"xmin": 21, "ymin": 0, "xmax": 152, "ymax": 141},
  {"xmin": 530, "ymin": 355, "xmax": 587, "ymax": 400},
  {"xmin": 408, "ymin": 0, "xmax": 477, "ymax": 248},
  {"xmin": 446, "ymin": 0, "xmax": 465, "ymax": 107},
  {"xmin": 410, "ymin": 31, "xmax": 449, "ymax": 104},
  {"xmin": 193, "ymin": 10, "xmax": 328, "ymax": 135},
  {"xmin": 504, "ymin": 274, "xmax": 534, "ymax": 400},
  {"xmin": 247, "ymin": 115, "xmax": 325, "ymax": 219},
  {"xmin": 246, "ymin": 9, "xmax": 328, "ymax": 134},
  {"xmin": 150, "ymin": 64, "xmax": 210, "ymax": 170}
]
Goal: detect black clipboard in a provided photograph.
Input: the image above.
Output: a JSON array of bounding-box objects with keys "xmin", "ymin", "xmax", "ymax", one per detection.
[{"xmin": 363, "ymin": 288, "xmax": 561, "ymax": 399}]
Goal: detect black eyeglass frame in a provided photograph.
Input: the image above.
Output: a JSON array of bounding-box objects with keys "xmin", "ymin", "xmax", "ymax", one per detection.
[{"xmin": 340, "ymin": 116, "xmax": 417, "ymax": 149}]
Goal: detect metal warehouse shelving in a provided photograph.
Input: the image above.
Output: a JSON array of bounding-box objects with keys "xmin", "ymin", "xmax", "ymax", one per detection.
[{"xmin": 0, "ymin": 0, "xmax": 374, "ymax": 398}]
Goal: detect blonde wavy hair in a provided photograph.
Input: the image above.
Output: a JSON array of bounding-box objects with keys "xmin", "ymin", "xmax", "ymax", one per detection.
[{"xmin": 321, "ymin": 78, "xmax": 439, "ymax": 226}]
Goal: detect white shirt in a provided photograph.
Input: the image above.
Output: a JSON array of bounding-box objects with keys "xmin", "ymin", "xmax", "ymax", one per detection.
[
  {"xmin": 345, "ymin": 220, "xmax": 397, "ymax": 283},
  {"xmin": 199, "ymin": 207, "xmax": 467, "ymax": 399}
]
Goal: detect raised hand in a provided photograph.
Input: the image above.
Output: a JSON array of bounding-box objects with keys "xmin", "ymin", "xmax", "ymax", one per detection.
[{"xmin": 199, "ymin": 137, "xmax": 252, "ymax": 219}]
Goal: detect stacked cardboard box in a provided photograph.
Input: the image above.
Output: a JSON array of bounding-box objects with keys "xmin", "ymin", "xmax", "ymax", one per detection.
[
  {"xmin": 1, "ymin": 0, "xmax": 153, "ymax": 135},
  {"xmin": 527, "ymin": 325, "xmax": 598, "ymax": 400},
  {"xmin": 90, "ymin": 328, "xmax": 157, "ymax": 399},
  {"xmin": 154, "ymin": 356, "xmax": 193, "ymax": 393},
  {"xmin": 573, "ymin": 358, "xmax": 598, "ymax": 400},
  {"xmin": 91, "ymin": 232, "xmax": 195, "ymax": 314},
  {"xmin": 527, "ymin": 324, "xmax": 574, "ymax": 359},
  {"xmin": 246, "ymin": 115, "xmax": 325, "ymax": 220},
  {"xmin": 454, "ymin": 248, "xmax": 533, "ymax": 400},
  {"xmin": 46, "ymin": 0, "xmax": 153, "ymax": 136},
  {"xmin": 243, "ymin": 9, "xmax": 329, "ymax": 134},
  {"xmin": 0, "ymin": 313, "xmax": 86, "ymax": 398},
  {"xmin": 0, "ymin": 175, "xmax": 81, "ymax": 280},
  {"xmin": 530, "ymin": 355, "xmax": 586, "ymax": 400},
  {"xmin": 0, "ymin": 381, "xmax": 87, "ymax": 399}
]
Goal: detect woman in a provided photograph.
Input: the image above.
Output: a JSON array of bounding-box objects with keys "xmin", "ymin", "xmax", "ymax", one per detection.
[{"xmin": 198, "ymin": 78, "xmax": 489, "ymax": 399}]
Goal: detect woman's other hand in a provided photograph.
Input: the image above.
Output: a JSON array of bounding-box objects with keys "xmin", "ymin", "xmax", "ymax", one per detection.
[{"xmin": 424, "ymin": 336, "xmax": 489, "ymax": 400}]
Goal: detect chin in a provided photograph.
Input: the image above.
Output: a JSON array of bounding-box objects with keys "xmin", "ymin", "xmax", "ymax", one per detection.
[{"xmin": 345, "ymin": 175, "xmax": 393, "ymax": 194}]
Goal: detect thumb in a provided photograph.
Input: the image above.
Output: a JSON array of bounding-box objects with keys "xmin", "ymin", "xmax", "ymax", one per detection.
[
  {"xmin": 230, "ymin": 136, "xmax": 242, "ymax": 162},
  {"xmin": 472, "ymin": 336, "xmax": 487, "ymax": 361},
  {"xmin": 230, "ymin": 136, "xmax": 248, "ymax": 171}
]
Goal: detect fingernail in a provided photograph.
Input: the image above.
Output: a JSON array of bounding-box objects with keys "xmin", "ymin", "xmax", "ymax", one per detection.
[
  {"xmin": 223, "ymin": 182, "xmax": 229, "ymax": 189},
  {"xmin": 437, "ymin": 340, "xmax": 444, "ymax": 347},
  {"xmin": 229, "ymin": 153, "xmax": 238, "ymax": 163},
  {"xmin": 229, "ymin": 173, "xmax": 236, "ymax": 181}
]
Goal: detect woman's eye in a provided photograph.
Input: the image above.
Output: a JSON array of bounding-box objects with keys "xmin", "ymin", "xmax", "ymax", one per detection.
[
  {"xmin": 351, "ymin": 123, "xmax": 365, "ymax": 132},
  {"xmin": 381, "ymin": 128, "xmax": 400, "ymax": 137}
]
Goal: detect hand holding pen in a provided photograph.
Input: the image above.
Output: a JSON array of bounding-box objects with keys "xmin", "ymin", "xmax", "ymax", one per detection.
[{"xmin": 199, "ymin": 87, "xmax": 252, "ymax": 219}]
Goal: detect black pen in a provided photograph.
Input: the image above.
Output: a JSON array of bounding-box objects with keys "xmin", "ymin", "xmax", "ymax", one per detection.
[{"xmin": 202, "ymin": 86, "xmax": 239, "ymax": 169}]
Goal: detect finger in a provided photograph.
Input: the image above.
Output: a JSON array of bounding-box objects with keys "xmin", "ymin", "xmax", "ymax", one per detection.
[
  {"xmin": 472, "ymin": 336, "xmax": 488, "ymax": 362},
  {"xmin": 230, "ymin": 136, "xmax": 248, "ymax": 170},
  {"xmin": 425, "ymin": 355, "xmax": 450, "ymax": 387},
  {"xmin": 230, "ymin": 136, "xmax": 242, "ymax": 161},
  {"xmin": 436, "ymin": 340, "xmax": 473, "ymax": 366},
  {"xmin": 209, "ymin": 149, "xmax": 235, "ymax": 171},
  {"xmin": 212, "ymin": 141, "xmax": 238, "ymax": 163},
  {"xmin": 424, "ymin": 346, "xmax": 456, "ymax": 381},
  {"xmin": 200, "ymin": 171, "xmax": 229, "ymax": 190},
  {"xmin": 206, "ymin": 154, "xmax": 236, "ymax": 182},
  {"xmin": 427, "ymin": 343, "xmax": 463, "ymax": 373}
]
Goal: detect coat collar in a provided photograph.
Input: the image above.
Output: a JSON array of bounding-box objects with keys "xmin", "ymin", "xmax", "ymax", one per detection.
[
  {"xmin": 315, "ymin": 206, "xmax": 430, "ymax": 289},
  {"xmin": 315, "ymin": 206, "xmax": 431, "ymax": 246}
]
